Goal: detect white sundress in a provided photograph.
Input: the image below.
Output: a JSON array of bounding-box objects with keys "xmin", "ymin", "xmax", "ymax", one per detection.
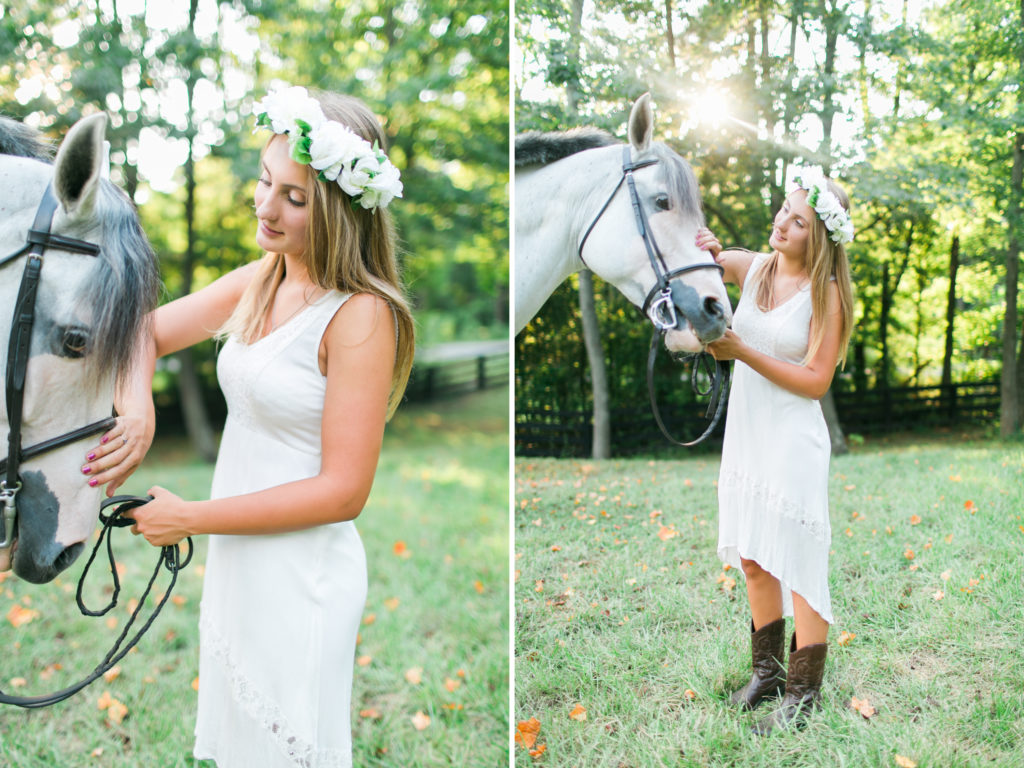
[
  {"xmin": 717, "ymin": 254, "xmax": 834, "ymax": 625},
  {"xmin": 193, "ymin": 290, "xmax": 366, "ymax": 768}
]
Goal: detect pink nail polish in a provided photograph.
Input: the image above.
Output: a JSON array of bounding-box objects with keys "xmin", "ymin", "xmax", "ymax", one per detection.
[
  {"xmin": 87, "ymin": 452, "xmax": 96, "ymax": 461},
  {"xmin": 101, "ymin": 436, "xmax": 109, "ymax": 444},
  {"xmin": 88, "ymin": 478, "xmax": 98, "ymax": 487},
  {"xmin": 82, "ymin": 466, "xmax": 92, "ymax": 474}
]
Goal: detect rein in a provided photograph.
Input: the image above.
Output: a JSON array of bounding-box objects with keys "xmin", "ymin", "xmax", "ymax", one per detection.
[
  {"xmin": 0, "ymin": 495, "xmax": 193, "ymax": 708},
  {"xmin": 578, "ymin": 146, "xmax": 730, "ymax": 447}
]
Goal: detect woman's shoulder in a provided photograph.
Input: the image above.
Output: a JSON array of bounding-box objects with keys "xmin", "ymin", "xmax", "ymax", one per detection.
[{"xmin": 324, "ymin": 292, "xmax": 394, "ymax": 347}]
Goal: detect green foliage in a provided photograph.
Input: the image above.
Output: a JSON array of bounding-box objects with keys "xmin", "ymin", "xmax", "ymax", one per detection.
[{"xmin": 516, "ymin": 0, "xmax": 1017, "ymax": 431}]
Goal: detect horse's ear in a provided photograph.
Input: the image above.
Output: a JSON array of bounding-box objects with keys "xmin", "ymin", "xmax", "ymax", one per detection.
[
  {"xmin": 628, "ymin": 93, "xmax": 654, "ymax": 153},
  {"xmin": 53, "ymin": 113, "xmax": 107, "ymax": 218}
]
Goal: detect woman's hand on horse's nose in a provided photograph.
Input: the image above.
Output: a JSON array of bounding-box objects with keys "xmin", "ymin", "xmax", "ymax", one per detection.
[
  {"xmin": 131, "ymin": 485, "xmax": 191, "ymax": 547},
  {"xmin": 707, "ymin": 329, "xmax": 742, "ymax": 361},
  {"xmin": 83, "ymin": 413, "xmax": 155, "ymax": 496},
  {"xmin": 696, "ymin": 228, "xmax": 722, "ymax": 258}
]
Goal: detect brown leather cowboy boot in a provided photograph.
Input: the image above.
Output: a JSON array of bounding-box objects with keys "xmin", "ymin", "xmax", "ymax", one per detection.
[
  {"xmin": 729, "ymin": 618, "xmax": 786, "ymax": 710},
  {"xmin": 752, "ymin": 634, "xmax": 828, "ymax": 735}
]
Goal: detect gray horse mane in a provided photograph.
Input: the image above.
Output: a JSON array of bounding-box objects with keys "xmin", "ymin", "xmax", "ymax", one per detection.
[
  {"xmin": 0, "ymin": 117, "xmax": 54, "ymax": 161},
  {"xmin": 517, "ymin": 126, "xmax": 704, "ymax": 223},
  {"xmin": 514, "ymin": 127, "xmax": 617, "ymax": 167},
  {"xmin": 0, "ymin": 117, "xmax": 159, "ymax": 385}
]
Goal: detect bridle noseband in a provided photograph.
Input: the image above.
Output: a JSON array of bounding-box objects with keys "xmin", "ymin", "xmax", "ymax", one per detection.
[
  {"xmin": 577, "ymin": 145, "xmax": 730, "ymax": 447},
  {"xmin": 0, "ymin": 181, "xmax": 115, "ymax": 551}
]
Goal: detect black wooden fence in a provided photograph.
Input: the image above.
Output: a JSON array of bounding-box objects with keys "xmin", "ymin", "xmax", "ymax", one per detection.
[
  {"xmin": 405, "ymin": 340, "xmax": 509, "ymax": 401},
  {"xmin": 515, "ymin": 379, "xmax": 999, "ymax": 458}
]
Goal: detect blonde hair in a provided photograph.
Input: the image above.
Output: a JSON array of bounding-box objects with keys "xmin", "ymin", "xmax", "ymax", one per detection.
[
  {"xmin": 221, "ymin": 91, "xmax": 415, "ymax": 418},
  {"xmin": 754, "ymin": 177, "xmax": 854, "ymax": 367}
]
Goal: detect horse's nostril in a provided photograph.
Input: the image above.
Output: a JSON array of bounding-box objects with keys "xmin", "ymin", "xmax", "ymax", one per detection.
[{"xmin": 704, "ymin": 296, "xmax": 724, "ymax": 318}]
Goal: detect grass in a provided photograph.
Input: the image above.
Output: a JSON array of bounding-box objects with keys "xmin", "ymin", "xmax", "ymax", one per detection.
[
  {"xmin": 0, "ymin": 385, "xmax": 509, "ymax": 768},
  {"xmin": 514, "ymin": 435, "xmax": 1024, "ymax": 767}
]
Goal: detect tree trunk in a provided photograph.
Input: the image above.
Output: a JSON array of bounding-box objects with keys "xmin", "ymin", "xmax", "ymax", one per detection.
[
  {"xmin": 664, "ymin": 0, "xmax": 675, "ymax": 71},
  {"xmin": 578, "ymin": 271, "xmax": 610, "ymax": 458},
  {"xmin": 941, "ymin": 234, "xmax": 959, "ymax": 389},
  {"xmin": 178, "ymin": 0, "xmax": 218, "ymax": 463},
  {"xmin": 1005, "ymin": 127, "xmax": 1023, "ymax": 434},
  {"xmin": 566, "ymin": 0, "xmax": 609, "ymax": 458}
]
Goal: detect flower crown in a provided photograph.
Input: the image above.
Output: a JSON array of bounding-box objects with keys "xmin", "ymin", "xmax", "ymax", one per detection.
[
  {"xmin": 792, "ymin": 167, "xmax": 854, "ymax": 245},
  {"xmin": 253, "ymin": 85, "xmax": 403, "ymax": 211}
]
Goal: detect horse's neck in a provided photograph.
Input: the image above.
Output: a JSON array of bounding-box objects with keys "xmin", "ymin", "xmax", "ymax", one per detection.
[{"xmin": 513, "ymin": 152, "xmax": 618, "ymax": 333}]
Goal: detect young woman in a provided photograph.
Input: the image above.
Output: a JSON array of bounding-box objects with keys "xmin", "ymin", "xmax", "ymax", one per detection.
[
  {"xmin": 81, "ymin": 85, "xmax": 414, "ymax": 766},
  {"xmin": 697, "ymin": 168, "xmax": 854, "ymax": 735}
]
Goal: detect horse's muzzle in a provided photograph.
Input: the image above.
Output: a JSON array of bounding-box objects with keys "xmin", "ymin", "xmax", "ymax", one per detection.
[{"xmin": 670, "ymin": 281, "xmax": 728, "ymax": 344}]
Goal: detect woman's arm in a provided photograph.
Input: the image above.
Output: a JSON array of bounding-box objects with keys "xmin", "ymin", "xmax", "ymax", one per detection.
[
  {"xmin": 129, "ymin": 293, "xmax": 396, "ymax": 545},
  {"xmin": 707, "ymin": 281, "xmax": 843, "ymax": 400},
  {"xmin": 85, "ymin": 261, "xmax": 261, "ymax": 494}
]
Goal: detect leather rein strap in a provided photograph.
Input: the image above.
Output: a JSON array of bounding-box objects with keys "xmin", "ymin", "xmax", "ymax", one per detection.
[
  {"xmin": 576, "ymin": 146, "xmax": 729, "ymax": 447},
  {"xmin": 0, "ymin": 495, "xmax": 193, "ymax": 708}
]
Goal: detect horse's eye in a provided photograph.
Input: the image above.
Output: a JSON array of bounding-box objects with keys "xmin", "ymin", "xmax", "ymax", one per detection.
[
  {"xmin": 60, "ymin": 328, "xmax": 90, "ymax": 359},
  {"xmin": 655, "ymin": 194, "xmax": 670, "ymax": 211}
]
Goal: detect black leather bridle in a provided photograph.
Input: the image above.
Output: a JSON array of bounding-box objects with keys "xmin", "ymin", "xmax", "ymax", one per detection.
[
  {"xmin": 0, "ymin": 180, "xmax": 192, "ymax": 708},
  {"xmin": 0, "ymin": 181, "xmax": 114, "ymax": 550},
  {"xmin": 578, "ymin": 146, "xmax": 730, "ymax": 447}
]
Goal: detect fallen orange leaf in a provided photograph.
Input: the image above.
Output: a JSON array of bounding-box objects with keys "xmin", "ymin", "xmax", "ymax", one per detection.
[
  {"xmin": 411, "ymin": 711, "xmax": 430, "ymax": 731},
  {"xmin": 474, "ymin": 580, "xmax": 484, "ymax": 594},
  {"xmin": 657, "ymin": 525, "xmax": 678, "ymax": 541},
  {"xmin": 530, "ymin": 743, "xmax": 547, "ymax": 759},
  {"xmin": 850, "ymin": 696, "xmax": 876, "ymax": 719},
  {"xmin": 6, "ymin": 604, "xmax": 39, "ymax": 628},
  {"xmin": 405, "ymin": 667, "xmax": 423, "ymax": 685},
  {"xmin": 444, "ymin": 677, "xmax": 460, "ymax": 692},
  {"xmin": 97, "ymin": 691, "xmax": 113, "ymax": 710},
  {"xmin": 684, "ymin": 689, "xmax": 696, "ymax": 700},
  {"xmin": 362, "ymin": 613, "xmax": 377, "ymax": 626},
  {"xmin": 360, "ymin": 708, "xmax": 382, "ymax": 719},
  {"xmin": 837, "ymin": 630, "xmax": 856, "ymax": 646},
  {"xmin": 356, "ymin": 655, "xmax": 372, "ymax": 666},
  {"xmin": 963, "ymin": 500, "xmax": 976, "ymax": 512},
  {"xmin": 909, "ymin": 514, "xmax": 921, "ymax": 525},
  {"xmin": 932, "ymin": 590, "xmax": 944, "ymax": 601},
  {"xmin": 102, "ymin": 666, "xmax": 121, "ymax": 683},
  {"xmin": 106, "ymin": 698, "xmax": 128, "ymax": 724},
  {"xmin": 192, "ymin": 676, "xmax": 199, "ymax": 691},
  {"xmin": 392, "ymin": 541, "xmax": 409, "ymax": 557},
  {"xmin": 384, "ymin": 597, "xmax": 400, "ymax": 611},
  {"xmin": 569, "ymin": 703, "xmax": 587, "ymax": 721},
  {"xmin": 904, "ymin": 549, "xmax": 914, "ymax": 560},
  {"xmin": 894, "ymin": 756, "xmax": 917, "ymax": 768},
  {"xmin": 515, "ymin": 717, "xmax": 541, "ymax": 749}
]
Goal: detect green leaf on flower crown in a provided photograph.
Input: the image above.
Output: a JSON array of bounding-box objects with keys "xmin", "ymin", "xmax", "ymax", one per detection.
[
  {"xmin": 256, "ymin": 113, "xmax": 271, "ymax": 128},
  {"xmin": 295, "ymin": 118, "xmax": 313, "ymax": 134},
  {"xmin": 291, "ymin": 138, "xmax": 313, "ymax": 165}
]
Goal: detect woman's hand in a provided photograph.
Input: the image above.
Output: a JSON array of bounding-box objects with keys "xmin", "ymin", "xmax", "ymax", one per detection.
[
  {"xmin": 131, "ymin": 486, "xmax": 194, "ymax": 547},
  {"xmin": 706, "ymin": 329, "xmax": 746, "ymax": 362},
  {"xmin": 83, "ymin": 413, "xmax": 155, "ymax": 497},
  {"xmin": 696, "ymin": 227, "xmax": 723, "ymax": 259}
]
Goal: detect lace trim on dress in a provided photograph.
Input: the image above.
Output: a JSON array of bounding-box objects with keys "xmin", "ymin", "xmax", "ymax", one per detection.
[
  {"xmin": 719, "ymin": 468, "xmax": 829, "ymax": 543},
  {"xmin": 200, "ymin": 615, "xmax": 352, "ymax": 768}
]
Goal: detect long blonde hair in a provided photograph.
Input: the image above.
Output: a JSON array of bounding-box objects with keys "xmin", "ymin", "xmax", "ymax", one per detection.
[
  {"xmin": 221, "ymin": 91, "xmax": 415, "ymax": 418},
  {"xmin": 754, "ymin": 178, "xmax": 854, "ymax": 367}
]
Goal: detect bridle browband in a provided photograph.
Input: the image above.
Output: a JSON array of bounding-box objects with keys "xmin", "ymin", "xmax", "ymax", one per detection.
[
  {"xmin": 0, "ymin": 181, "xmax": 115, "ymax": 550},
  {"xmin": 577, "ymin": 145, "xmax": 730, "ymax": 447},
  {"xmin": 0, "ymin": 179, "xmax": 192, "ymax": 709}
]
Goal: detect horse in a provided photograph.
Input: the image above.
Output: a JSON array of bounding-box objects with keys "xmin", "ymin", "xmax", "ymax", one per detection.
[
  {"xmin": 0, "ymin": 113, "xmax": 159, "ymax": 584},
  {"xmin": 515, "ymin": 93, "xmax": 731, "ymax": 352}
]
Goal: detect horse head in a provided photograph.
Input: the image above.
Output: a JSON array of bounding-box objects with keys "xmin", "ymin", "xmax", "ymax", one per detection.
[
  {"xmin": 0, "ymin": 114, "xmax": 158, "ymax": 583},
  {"xmin": 515, "ymin": 93, "xmax": 731, "ymax": 350}
]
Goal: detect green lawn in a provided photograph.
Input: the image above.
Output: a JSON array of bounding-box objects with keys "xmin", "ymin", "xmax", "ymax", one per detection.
[
  {"xmin": 0, "ymin": 385, "xmax": 509, "ymax": 768},
  {"xmin": 514, "ymin": 436, "xmax": 1024, "ymax": 767}
]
